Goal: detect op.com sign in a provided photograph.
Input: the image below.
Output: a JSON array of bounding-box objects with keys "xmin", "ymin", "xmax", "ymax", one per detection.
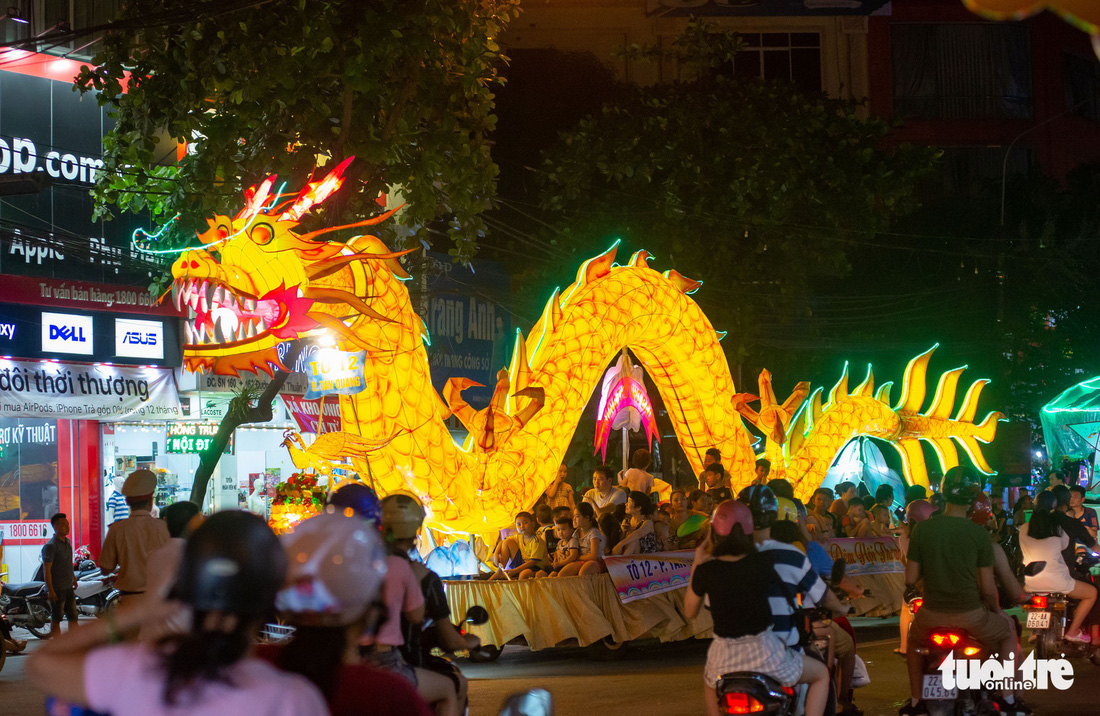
[{"xmin": 0, "ymin": 136, "xmax": 103, "ymax": 184}]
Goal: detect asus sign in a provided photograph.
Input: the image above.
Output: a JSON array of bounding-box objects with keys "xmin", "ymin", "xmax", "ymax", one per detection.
[{"xmin": 114, "ymin": 318, "xmax": 164, "ymax": 360}]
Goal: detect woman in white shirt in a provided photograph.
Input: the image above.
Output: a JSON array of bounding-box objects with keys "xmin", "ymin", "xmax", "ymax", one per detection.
[{"xmin": 1019, "ymin": 491, "xmax": 1096, "ymax": 643}]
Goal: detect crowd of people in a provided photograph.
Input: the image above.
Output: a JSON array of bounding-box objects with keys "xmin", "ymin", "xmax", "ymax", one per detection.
[{"xmin": 24, "ymin": 471, "xmax": 477, "ymax": 716}]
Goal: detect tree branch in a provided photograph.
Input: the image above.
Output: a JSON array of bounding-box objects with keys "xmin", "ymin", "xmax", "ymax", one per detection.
[{"xmin": 189, "ymin": 340, "xmax": 306, "ymax": 506}]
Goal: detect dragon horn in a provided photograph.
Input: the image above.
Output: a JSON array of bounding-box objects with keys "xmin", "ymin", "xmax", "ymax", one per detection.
[
  {"xmin": 278, "ymin": 156, "xmax": 354, "ymax": 222},
  {"xmin": 875, "ymin": 382, "xmax": 893, "ymax": 405},
  {"xmin": 628, "ymin": 250, "xmax": 653, "ymax": 267},
  {"xmin": 827, "ymin": 362, "xmax": 850, "ymax": 406},
  {"xmin": 853, "ymin": 365, "xmax": 874, "ymax": 397}
]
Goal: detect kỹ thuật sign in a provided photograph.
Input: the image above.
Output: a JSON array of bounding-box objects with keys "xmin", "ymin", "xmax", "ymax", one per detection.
[{"xmin": 0, "ymin": 359, "xmax": 180, "ymax": 420}]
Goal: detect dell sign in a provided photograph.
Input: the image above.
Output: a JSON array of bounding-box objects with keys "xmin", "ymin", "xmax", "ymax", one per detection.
[{"xmin": 41, "ymin": 312, "xmax": 93, "ymax": 356}]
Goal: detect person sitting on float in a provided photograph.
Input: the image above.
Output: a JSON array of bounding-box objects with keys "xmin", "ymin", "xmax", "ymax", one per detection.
[
  {"xmin": 490, "ymin": 511, "xmax": 550, "ymax": 580},
  {"xmin": 558, "ymin": 503, "xmax": 606, "ymax": 576},
  {"xmin": 612, "ymin": 491, "xmax": 661, "ymax": 556},
  {"xmin": 583, "ymin": 465, "xmax": 628, "ymax": 517}
]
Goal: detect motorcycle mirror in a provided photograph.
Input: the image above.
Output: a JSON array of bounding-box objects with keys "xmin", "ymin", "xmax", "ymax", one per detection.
[
  {"xmin": 830, "ymin": 558, "xmax": 847, "ymax": 586},
  {"xmin": 465, "ymin": 605, "xmax": 490, "ymax": 626},
  {"xmin": 1023, "ymin": 561, "xmax": 1047, "ymax": 577},
  {"xmin": 498, "ymin": 689, "xmax": 552, "ymax": 716}
]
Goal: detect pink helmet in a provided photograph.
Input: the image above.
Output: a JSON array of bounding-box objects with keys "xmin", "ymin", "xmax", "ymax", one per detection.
[
  {"xmin": 276, "ymin": 512, "xmax": 389, "ymax": 624},
  {"xmin": 906, "ymin": 498, "xmax": 935, "ymax": 524},
  {"xmin": 711, "ymin": 500, "xmax": 754, "ymax": 538}
]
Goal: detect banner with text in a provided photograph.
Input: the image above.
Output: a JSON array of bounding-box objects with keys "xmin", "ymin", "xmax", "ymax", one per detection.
[
  {"xmin": 0, "ymin": 359, "xmax": 181, "ymax": 420},
  {"xmin": 604, "ymin": 551, "xmax": 694, "ymax": 604},
  {"xmin": 823, "ymin": 536, "xmax": 904, "ymax": 576},
  {"xmin": 281, "ymin": 394, "xmax": 341, "ymax": 434}
]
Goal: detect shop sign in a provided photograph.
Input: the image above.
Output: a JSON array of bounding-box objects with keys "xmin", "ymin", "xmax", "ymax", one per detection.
[
  {"xmin": 41, "ymin": 311, "xmax": 93, "ymax": 356},
  {"xmin": 0, "ymin": 519, "xmax": 53, "ymax": 546},
  {"xmin": 0, "ymin": 276, "xmax": 181, "ymax": 317},
  {"xmin": 166, "ymin": 422, "xmax": 233, "ymax": 454},
  {"xmin": 282, "ymin": 394, "xmax": 341, "ymax": 434},
  {"xmin": 0, "ymin": 359, "xmax": 181, "ymax": 420},
  {"xmin": 114, "ymin": 318, "xmax": 164, "ymax": 360},
  {"xmin": 304, "ymin": 349, "xmax": 367, "ymax": 399},
  {"xmin": 196, "ymin": 370, "xmax": 309, "ymax": 395}
]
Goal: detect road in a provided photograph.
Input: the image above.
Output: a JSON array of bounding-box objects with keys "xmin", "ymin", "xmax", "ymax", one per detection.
[{"xmin": 3, "ymin": 622, "xmax": 1100, "ymax": 715}]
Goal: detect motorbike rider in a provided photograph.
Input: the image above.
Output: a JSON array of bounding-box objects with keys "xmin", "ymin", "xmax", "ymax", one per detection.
[
  {"xmin": 897, "ymin": 498, "xmax": 935, "ymax": 656},
  {"xmin": 266, "ymin": 511, "xmax": 433, "ymax": 716},
  {"xmin": 328, "ymin": 483, "xmax": 461, "ymax": 716},
  {"xmin": 902, "ymin": 467, "xmax": 1024, "ymax": 716},
  {"xmin": 1019, "ymin": 490, "xmax": 1096, "ymax": 643},
  {"xmin": 736, "ymin": 486, "xmax": 846, "ymax": 649},
  {"xmin": 380, "ymin": 490, "xmax": 481, "ymax": 709}
]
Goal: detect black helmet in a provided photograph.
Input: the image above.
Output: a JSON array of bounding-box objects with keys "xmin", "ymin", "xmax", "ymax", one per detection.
[
  {"xmin": 940, "ymin": 466, "xmax": 979, "ymax": 506},
  {"xmin": 1034, "ymin": 490, "xmax": 1058, "ymax": 512},
  {"xmin": 171, "ymin": 511, "xmax": 286, "ymax": 616},
  {"xmin": 737, "ymin": 485, "xmax": 778, "ymax": 530}
]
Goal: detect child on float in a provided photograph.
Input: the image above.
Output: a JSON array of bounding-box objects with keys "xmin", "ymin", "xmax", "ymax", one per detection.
[
  {"xmin": 538, "ymin": 516, "xmax": 580, "ymax": 577},
  {"xmin": 490, "ymin": 511, "xmax": 550, "ymax": 580},
  {"xmin": 557, "ymin": 503, "xmax": 606, "ymax": 576},
  {"xmin": 685, "ymin": 500, "xmax": 829, "ymax": 716}
]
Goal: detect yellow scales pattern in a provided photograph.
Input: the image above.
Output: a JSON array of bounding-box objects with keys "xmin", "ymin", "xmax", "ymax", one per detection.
[{"xmin": 169, "ymin": 176, "xmax": 1002, "ymax": 534}]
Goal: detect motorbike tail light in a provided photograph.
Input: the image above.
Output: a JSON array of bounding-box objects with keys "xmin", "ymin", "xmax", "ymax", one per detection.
[
  {"xmin": 931, "ymin": 632, "xmax": 962, "ymax": 647},
  {"xmin": 1031, "ymin": 595, "xmax": 1048, "ymax": 609},
  {"xmin": 963, "ymin": 647, "xmax": 980, "ymax": 656},
  {"xmin": 723, "ymin": 693, "xmax": 765, "ymax": 714},
  {"xmin": 911, "ymin": 597, "xmax": 923, "ymax": 613}
]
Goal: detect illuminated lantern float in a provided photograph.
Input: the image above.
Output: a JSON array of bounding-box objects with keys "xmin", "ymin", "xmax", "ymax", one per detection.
[{"xmin": 152, "ymin": 161, "xmax": 1004, "ymax": 534}]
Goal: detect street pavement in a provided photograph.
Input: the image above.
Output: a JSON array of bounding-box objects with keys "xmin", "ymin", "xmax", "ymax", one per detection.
[{"xmin": 4, "ymin": 620, "xmax": 1100, "ymax": 715}]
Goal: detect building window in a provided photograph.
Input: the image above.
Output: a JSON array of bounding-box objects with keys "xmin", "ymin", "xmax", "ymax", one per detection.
[
  {"xmin": 935, "ymin": 146, "xmax": 1034, "ymax": 198},
  {"xmin": 1065, "ymin": 52, "xmax": 1100, "ymax": 122},
  {"xmin": 732, "ymin": 32, "xmax": 822, "ymax": 94},
  {"xmin": 2, "ymin": 1, "xmax": 119, "ymax": 59},
  {"xmin": 891, "ymin": 24, "xmax": 1032, "ymax": 120}
]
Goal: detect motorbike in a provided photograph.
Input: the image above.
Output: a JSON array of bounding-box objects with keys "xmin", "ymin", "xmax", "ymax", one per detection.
[
  {"xmin": 1022, "ymin": 552, "xmax": 1100, "ymax": 663},
  {"xmin": 912, "ymin": 626, "xmax": 995, "ymax": 716},
  {"xmin": 0, "ymin": 569, "xmax": 52, "ymax": 639},
  {"xmin": 715, "ymin": 560, "xmax": 849, "ymax": 715},
  {"xmin": 73, "ymin": 560, "xmax": 119, "ymax": 617},
  {"xmin": 419, "ymin": 605, "xmax": 492, "ymax": 716}
]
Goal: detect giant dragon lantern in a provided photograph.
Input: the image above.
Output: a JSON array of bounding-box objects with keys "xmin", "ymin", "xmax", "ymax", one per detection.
[{"xmin": 147, "ymin": 161, "xmax": 1004, "ymax": 534}]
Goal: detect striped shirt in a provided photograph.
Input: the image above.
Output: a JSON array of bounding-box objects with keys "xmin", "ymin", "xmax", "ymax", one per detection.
[
  {"xmin": 106, "ymin": 490, "xmax": 130, "ymax": 524},
  {"xmin": 758, "ymin": 539, "xmax": 828, "ymax": 649}
]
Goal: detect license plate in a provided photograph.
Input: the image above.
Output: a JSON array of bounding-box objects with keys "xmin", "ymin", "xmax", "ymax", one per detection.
[
  {"xmin": 922, "ymin": 674, "xmax": 958, "ymax": 701},
  {"xmin": 1026, "ymin": 611, "xmax": 1051, "ymax": 629}
]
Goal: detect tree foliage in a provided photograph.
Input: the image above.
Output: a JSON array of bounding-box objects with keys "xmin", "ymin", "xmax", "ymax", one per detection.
[
  {"xmin": 76, "ymin": 0, "xmax": 521, "ymax": 262},
  {"xmin": 535, "ymin": 23, "xmax": 939, "ymax": 361}
]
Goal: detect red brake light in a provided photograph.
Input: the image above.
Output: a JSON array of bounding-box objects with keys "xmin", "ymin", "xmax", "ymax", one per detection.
[
  {"xmin": 1031, "ymin": 595, "xmax": 1048, "ymax": 609},
  {"xmin": 912, "ymin": 597, "xmax": 923, "ymax": 612},
  {"xmin": 723, "ymin": 693, "xmax": 765, "ymax": 714},
  {"xmin": 930, "ymin": 632, "xmax": 963, "ymax": 647}
]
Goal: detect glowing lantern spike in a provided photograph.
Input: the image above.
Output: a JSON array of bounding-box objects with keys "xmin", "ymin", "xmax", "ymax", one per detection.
[
  {"xmin": 234, "ymin": 175, "xmax": 277, "ymax": 222},
  {"xmin": 279, "ymin": 156, "xmax": 354, "ymax": 222}
]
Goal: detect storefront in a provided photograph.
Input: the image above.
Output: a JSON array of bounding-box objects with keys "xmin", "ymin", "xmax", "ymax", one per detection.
[{"xmin": 0, "ymin": 288, "xmax": 183, "ymax": 581}]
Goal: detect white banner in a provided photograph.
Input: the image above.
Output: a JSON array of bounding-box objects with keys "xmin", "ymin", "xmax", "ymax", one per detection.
[{"xmin": 0, "ymin": 359, "xmax": 181, "ymax": 421}]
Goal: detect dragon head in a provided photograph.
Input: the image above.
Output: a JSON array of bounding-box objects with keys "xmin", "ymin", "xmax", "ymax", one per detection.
[{"xmin": 154, "ymin": 159, "xmax": 412, "ymax": 376}]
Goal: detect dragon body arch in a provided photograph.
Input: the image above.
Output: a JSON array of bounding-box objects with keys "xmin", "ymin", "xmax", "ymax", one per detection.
[{"xmin": 163, "ymin": 167, "xmax": 1003, "ymax": 534}]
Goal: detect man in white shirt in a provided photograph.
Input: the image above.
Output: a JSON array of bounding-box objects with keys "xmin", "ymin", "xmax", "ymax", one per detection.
[
  {"xmin": 100, "ymin": 470, "xmax": 170, "ymax": 597},
  {"xmin": 583, "ymin": 465, "xmax": 627, "ymax": 516}
]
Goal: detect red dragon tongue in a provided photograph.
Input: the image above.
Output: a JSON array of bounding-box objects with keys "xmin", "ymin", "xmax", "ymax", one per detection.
[{"xmin": 262, "ymin": 285, "xmax": 318, "ymax": 340}]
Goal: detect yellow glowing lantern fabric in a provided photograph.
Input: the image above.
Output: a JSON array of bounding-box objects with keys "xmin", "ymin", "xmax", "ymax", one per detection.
[
  {"xmin": 162, "ymin": 169, "xmax": 1004, "ymax": 534},
  {"xmin": 962, "ymin": 1, "xmax": 1100, "ymax": 35}
]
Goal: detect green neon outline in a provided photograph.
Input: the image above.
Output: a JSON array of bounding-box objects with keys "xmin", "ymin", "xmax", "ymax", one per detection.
[
  {"xmin": 893, "ymin": 343, "xmax": 938, "ymax": 412},
  {"xmin": 528, "ymin": 287, "xmax": 560, "ymax": 367},
  {"xmin": 924, "ymin": 365, "xmax": 967, "ymax": 417},
  {"xmin": 825, "ymin": 362, "xmax": 850, "ymax": 411},
  {"xmin": 560, "ymin": 239, "xmax": 620, "ymax": 308}
]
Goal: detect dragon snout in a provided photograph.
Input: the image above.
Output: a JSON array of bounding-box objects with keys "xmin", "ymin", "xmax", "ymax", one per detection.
[{"xmin": 171, "ymin": 249, "xmax": 222, "ymax": 282}]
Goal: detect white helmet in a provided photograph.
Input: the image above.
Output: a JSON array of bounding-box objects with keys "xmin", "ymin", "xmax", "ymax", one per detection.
[{"xmin": 276, "ymin": 512, "xmax": 388, "ymax": 624}]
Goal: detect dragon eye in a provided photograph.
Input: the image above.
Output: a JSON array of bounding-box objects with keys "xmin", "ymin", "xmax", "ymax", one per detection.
[
  {"xmin": 251, "ymin": 223, "xmax": 274, "ymax": 245},
  {"xmin": 216, "ymin": 225, "xmax": 230, "ymax": 240}
]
